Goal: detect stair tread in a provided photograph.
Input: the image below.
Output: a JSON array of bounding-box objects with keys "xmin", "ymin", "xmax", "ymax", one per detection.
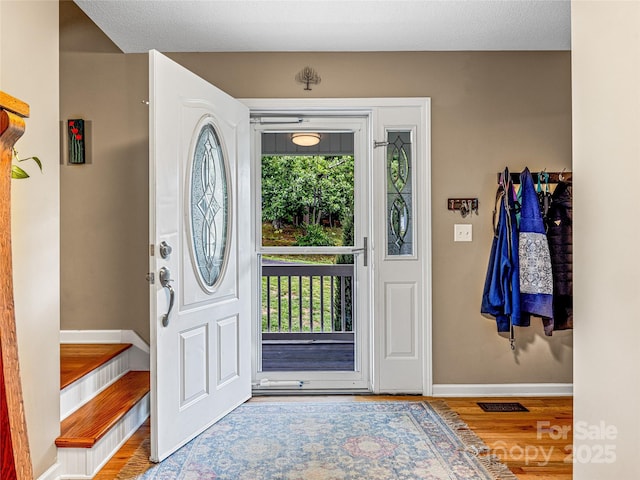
[
  {"xmin": 60, "ymin": 343, "xmax": 133, "ymax": 389},
  {"xmin": 56, "ymin": 371, "xmax": 150, "ymax": 448}
]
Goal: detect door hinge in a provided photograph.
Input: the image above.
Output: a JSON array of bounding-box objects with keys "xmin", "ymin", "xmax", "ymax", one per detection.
[
  {"xmin": 374, "ymin": 141, "xmax": 389, "ymax": 148},
  {"xmin": 149, "ymin": 244, "xmax": 155, "ymax": 256},
  {"xmin": 146, "ymin": 272, "xmax": 155, "ymax": 284}
]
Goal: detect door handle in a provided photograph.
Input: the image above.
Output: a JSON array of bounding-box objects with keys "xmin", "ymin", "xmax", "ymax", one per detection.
[
  {"xmin": 351, "ymin": 237, "xmax": 368, "ymax": 267},
  {"xmin": 159, "ymin": 267, "xmax": 174, "ymax": 327}
]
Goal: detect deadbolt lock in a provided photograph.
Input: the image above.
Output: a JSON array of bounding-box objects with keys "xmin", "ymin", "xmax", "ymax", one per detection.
[{"xmin": 159, "ymin": 241, "xmax": 173, "ymax": 259}]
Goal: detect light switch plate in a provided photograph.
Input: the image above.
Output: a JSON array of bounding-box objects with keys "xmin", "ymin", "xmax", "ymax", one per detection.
[{"xmin": 454, "ymin": 224, "xmax": 472, "ymax": 242}]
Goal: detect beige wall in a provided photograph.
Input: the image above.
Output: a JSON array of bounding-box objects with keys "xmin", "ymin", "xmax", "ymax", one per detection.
[
  {"xmin": 572, "ymin": 1, "xmax": 640, "ymax": 478},
  {"xmin": 60, "ymin": 2, "xmax": 149, "ymax": 341},
  {"xmin": 60, "ymin": 2, "xmax": 573, "ymax": 385},
  {"xmin": 1, "ymin": 1, "xmax": 60, "ymax": 477}
]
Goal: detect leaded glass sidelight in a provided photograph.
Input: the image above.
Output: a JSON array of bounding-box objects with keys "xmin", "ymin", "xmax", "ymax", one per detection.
[
  {"xmin": 190, "ymin": 121, "xmax": 229, "ymax": 290},
  {"xmin": 386, "ymin": 131, "xmax": 413, "ymax": 256}
]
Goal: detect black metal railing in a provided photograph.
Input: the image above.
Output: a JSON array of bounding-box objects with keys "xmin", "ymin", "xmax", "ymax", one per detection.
[{"xmin": 261, "ymin": 263, "xmax": 353, "ymax": 335}]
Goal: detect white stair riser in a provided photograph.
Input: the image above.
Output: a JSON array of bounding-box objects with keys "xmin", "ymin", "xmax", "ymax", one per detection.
[
  {"xmin": 60, "ymin": 350, "xmax": 130, "ymax": 421},
  {"xmin": 58, "ymin": 393, "xmax": 150, "ymax": 479}
]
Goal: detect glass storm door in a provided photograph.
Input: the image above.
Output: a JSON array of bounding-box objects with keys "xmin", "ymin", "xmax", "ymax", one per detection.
[
  {"xmin": 149, "ymin": 50, "xmax": 251, "ymax": 462},
  {"xmin": 252, "ymin": 117, "xmax": 371, "ymax": 392}
]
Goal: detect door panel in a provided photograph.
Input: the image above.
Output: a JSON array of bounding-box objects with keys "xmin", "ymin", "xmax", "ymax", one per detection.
[
  {"xmin": 179, "ymin": 325, "xmax": 208, "ymax": 407},
  {"xmin": 149, "ymin": 50, "xmax": 251, "ymax": 462},
  {"xmin": 217, "ymin": 315, "xmax": 240, "ymax": 386},
  {"xmin": 385, "ymin": 282, "xmax": 417, "ymax": 357}
]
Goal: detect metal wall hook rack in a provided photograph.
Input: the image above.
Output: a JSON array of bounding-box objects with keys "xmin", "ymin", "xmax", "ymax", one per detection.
[
  {"xmin": 497, "ymin": 170, "xmax": 572, "ymax": 184},
  {"xmin": 448, "ymin": 198, "xmax": 479, "ymax": 217}
]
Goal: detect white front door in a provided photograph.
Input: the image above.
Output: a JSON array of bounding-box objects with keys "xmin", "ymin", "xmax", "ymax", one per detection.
[{"xmin": 149, "ymin": 50, "xmax": 251, "ymax": 462}]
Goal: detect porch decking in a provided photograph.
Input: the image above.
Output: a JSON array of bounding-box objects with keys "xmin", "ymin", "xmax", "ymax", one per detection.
[
  {"xmin": 261, "ymin": 261, "xmax": 355, "ymax": 371},
  {"xmin": 261, "ymin": 340, "xmax": 354, "ymax": 371}
]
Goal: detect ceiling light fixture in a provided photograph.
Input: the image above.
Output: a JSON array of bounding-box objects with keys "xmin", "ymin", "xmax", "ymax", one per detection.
[{"xmin": 291, "ymin": 132, "xmax": 321, "ymax": 147}]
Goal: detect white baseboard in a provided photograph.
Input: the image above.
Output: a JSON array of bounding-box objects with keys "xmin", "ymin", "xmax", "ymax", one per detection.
[
  {"xmin": 60, "ymin": 329, "xmax": 150, "ymax": 371},
  {"xmin": 432, "ymin": 383, "xmax": 573, "ymax": 397},
  {"xmin": 37, "ymin": 462, "xmax": 62, "ymax": 480}
]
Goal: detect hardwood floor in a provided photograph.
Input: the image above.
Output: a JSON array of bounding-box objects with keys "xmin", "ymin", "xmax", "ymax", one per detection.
[
  {"xmin": 93, "ymin": 420, "xmax": 151, "ymax": 480},
  {"xmin": 96, "ymin": 395, "xmax": 573, "ymax": 479},
  {"xmin": 444, "ymin": 396, "xmax": 573, "ymax": 480}
]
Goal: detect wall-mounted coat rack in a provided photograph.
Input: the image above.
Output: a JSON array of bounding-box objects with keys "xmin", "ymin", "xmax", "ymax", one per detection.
[
  {"xmin": 448, "ymin": 198, "xmax": 478, "ymax": 217},
  {"xmin": 497, "ymin": 171, "xmax": 572, "ymax": 184}
]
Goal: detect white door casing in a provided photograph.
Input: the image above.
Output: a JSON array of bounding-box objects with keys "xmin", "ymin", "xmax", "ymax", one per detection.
[
  {"xmin": 149, "ymin": 50, "xmax": 251, "ymax": 462},
  {"xmin": 243, "ymin": 98, "xmax": 432, "ymax": 395}
]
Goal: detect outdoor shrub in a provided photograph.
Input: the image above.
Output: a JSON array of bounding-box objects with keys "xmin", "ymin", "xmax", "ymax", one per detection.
[{"xmin": 294, "ymin": 223, "xmax": 335, "ymax": 247}]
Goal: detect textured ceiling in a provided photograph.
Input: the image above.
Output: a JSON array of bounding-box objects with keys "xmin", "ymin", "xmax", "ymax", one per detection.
[{"xmin": 74, "ymin": 0, "xmax": 571, "ymax": 53}]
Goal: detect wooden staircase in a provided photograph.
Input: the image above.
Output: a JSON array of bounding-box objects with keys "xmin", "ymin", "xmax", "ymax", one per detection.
[{"xmin": 57, "ymin": 344, "xmax": 150, "ymax": 479}]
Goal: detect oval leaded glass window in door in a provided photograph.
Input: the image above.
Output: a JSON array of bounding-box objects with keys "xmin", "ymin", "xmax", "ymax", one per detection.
[{"xmin": 189, "ymin": 118, "xmax": 230, "ymax": 291}]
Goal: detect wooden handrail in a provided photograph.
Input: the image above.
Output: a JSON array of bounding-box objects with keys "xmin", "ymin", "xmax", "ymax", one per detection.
[
  {"xmin": 0, "ymin": 90, "xmax": 33, "ymax": 480},
  {"xmin": 0, "ymin": 92, "xmax": 29, "ymax": 118}
]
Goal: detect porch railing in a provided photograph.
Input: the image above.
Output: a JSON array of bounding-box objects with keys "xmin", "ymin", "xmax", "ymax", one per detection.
[{"xmin": 261, "ymin": 263, "xmax": 353, "ymax": 335}]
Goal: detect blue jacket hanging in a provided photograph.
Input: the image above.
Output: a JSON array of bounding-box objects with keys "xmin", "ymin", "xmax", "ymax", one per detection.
[
  {"xmin": 518, "ymin": 168, "xmax": 554, "ymax": 334},
  {"xmin": 481, "ymin": 170, "xmax": 521, "ymax": 334}
]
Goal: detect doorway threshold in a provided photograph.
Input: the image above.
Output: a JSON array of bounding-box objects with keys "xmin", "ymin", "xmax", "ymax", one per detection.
[{"xmin": 252, "ymin": 388, "xmax": 372, "ymax": 396}]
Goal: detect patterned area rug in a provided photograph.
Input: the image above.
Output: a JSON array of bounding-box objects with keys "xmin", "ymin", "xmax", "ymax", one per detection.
[{"xmin": 117, "ymin": 401, "xmax": 517, "ymax": 479}]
